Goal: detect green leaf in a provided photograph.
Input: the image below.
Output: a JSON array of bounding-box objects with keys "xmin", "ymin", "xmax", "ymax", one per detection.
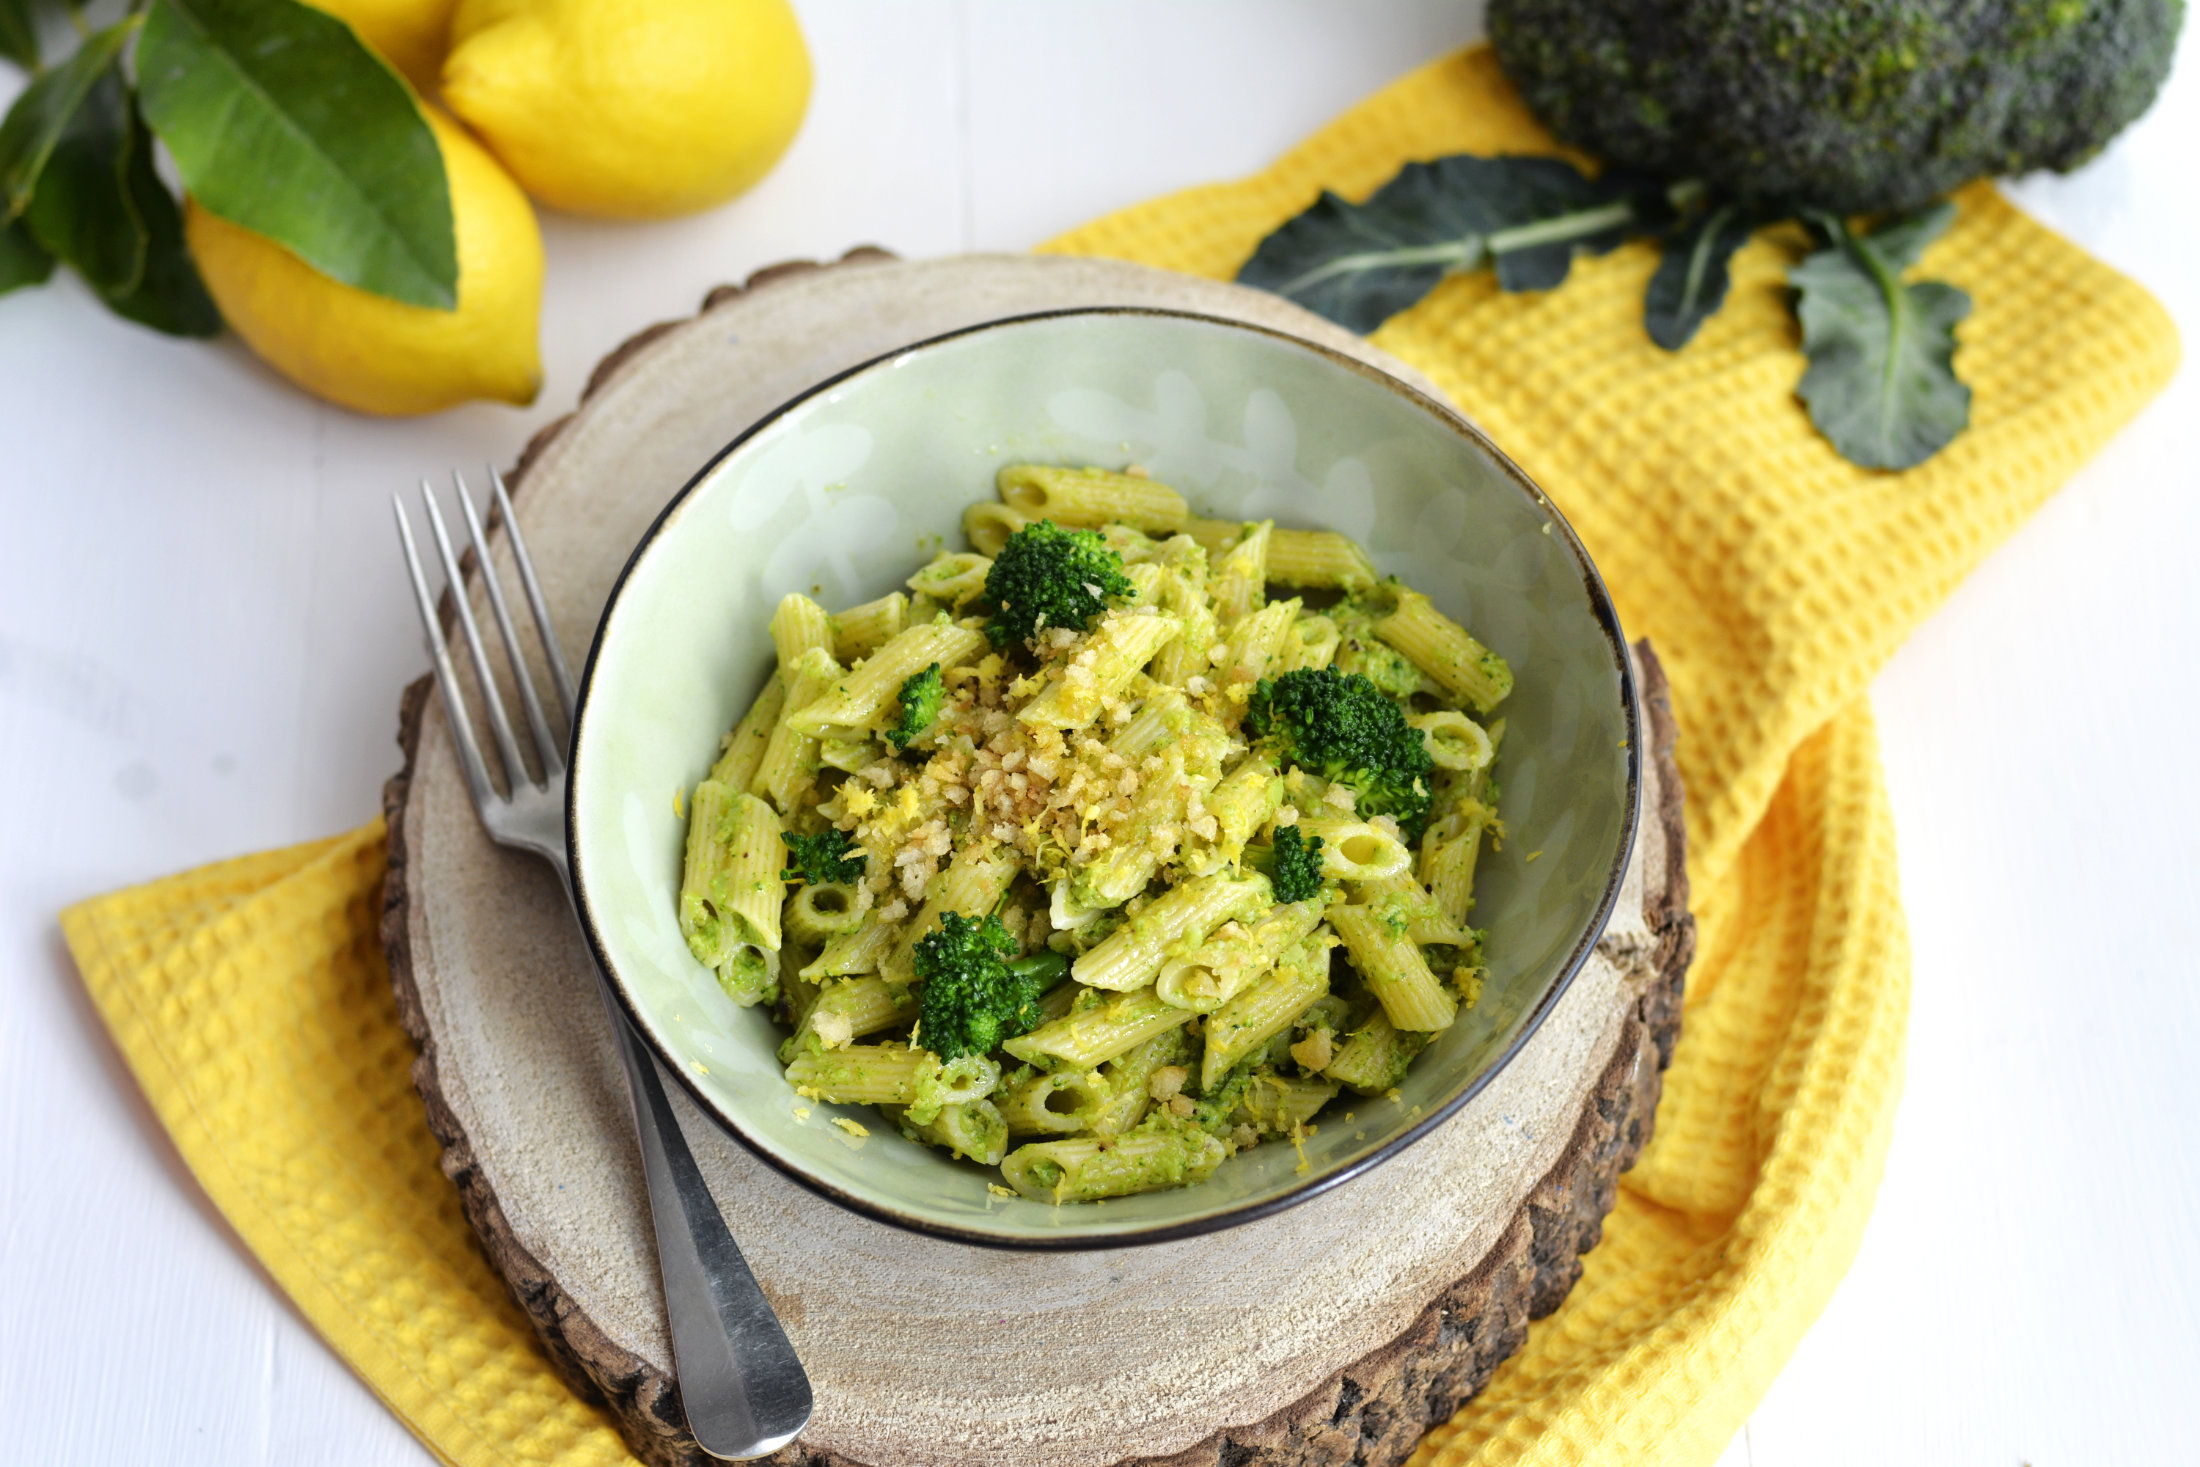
[
  {"xmin": 106, "ymin": 100, "xmax": 221, "ymax": 337},
  {"xmin": 0, "ymin": 19, "xmax": 135, "ymax": 220},
  {"xmin": 137, "ymin": 0, "xmax": 456, "ymax": 310},
  {"xmin": 1237, "ymin": 155, "xmax": 1664, "ymax": 333},
  {"xmin": 0, "ymin": 212, "xmax": 52, "ymax": 293},
  {"xmin": 1645, "ymin": 201, "xmax": 1756, "ymax": 351},
  {"xmin": 0, "ymin": 0, "xmax": 41, "ymax": 71},
  {"xmin": 23, "ymin": 66, "xmax": 147, "ymax": 300},
  {"xmin": 1791, "ymin": 204, "xmax": 1972, "ymax": 471}
]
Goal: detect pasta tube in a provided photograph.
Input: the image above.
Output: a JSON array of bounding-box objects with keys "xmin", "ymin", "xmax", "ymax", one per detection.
[
  {"xmin": 1180, "ymin": 753, "xmax": 1284, "ymax": 878},
  {"xmin": 788, "ymin": 622, "xmax": 987, "ymax": 739},
  {"xmin": 783, "ymin": 881, "xmax": 865, "ymax": 947},
  {"xmin": 881, "ymin": 842, "xmax": 1021, "ymax": 984},
  {"xmin": 1294, "ymin": 817, "xmax": 1413, "ymax": 882},
  {"xmin": 1375, "ymin": 590, "xmax": 1513, "ymax": 713},
  {"xmin": 1209, "ymin": 520, "xmax": 1271, "ymax": 625},
  {"xmin": 1216, "ymin": 597, "xmax": 1300, "ymax": 687},
  {"xmin": 1073, "ymin": 870, "xmax": 1272, "ymax": 992},
  {"xmin": 769, "ymin": 592, "xmax": 835, "ymax": 665},
  {"xmin": 803, "ymin": 911, "xmax": 898, "ymax": 980},
  {"xmin": 906, "ymin": 551, "xmax": 992, "ymax": 606},
  {"xmin": 1155, "ymin": 897, "xmax": 1327, "ymax": 1012},
  {"xmin": 787, "ymin": 975, "xmax": 918, "ymax": 1053},
  {"xmin": 750, "ymin": 647, "xmax": 841, "ymax": 812},
  {"xmin": 678, "ymin": 781, "xmax": 786, "ymax": 1006},
  {"xmin": 1347, "ymin": 872, "xmax": 1477, "ymax": 948},
  {"xmin": 1263, "ymin": 528, "xmax": 1379, "ymax": 590},
  {"xmin": 1004, "ymin": 986, "xmax": 1192, "ymax": 1070},
  {"xmin": 997, "ymin": 463, "xmax": 1189, "ymax": 534},
  {"xmin": 1068, "ymin": 747, "xmax": 1203, "ymax": 911},
  {"xmin": 1200, "ymin": 932, "xmax": 1333, "ymax": 1088},
  {"xmin": 1086, "ymin": 1030, "xmax": 1193, "ymax": 1138},
  {"xmin": 1323, "ymin": 1008, "xmax": 1429, "ymax": 1095},
  {"xmin": 1328, "ymin": 904, "xmax": 1457, "ymax": 1032},
  {"xmin": 962, "ymin": 501, "xmax": 1025, "ymax": 556},
  {"xmin": 706, "ymin": 675, "xmax": 786, "ymax": 791},
  {"xmin": 1150, "ymin": 565, "xmax": 1218, "ymax": 688},
  {"xmin": 1235, "ymin": 1072, "xmax": 1340, "ymax": 1133},
  {"xmin": 1278, "ymin": 613, "xmax": 1340, "ymax": 672},
  {"xmin": 1000, "ymin": 1118, "xmax": 1225, "ymax": 1202},
  {"xmin": 1017, "ymin": 610, "xmax": 1182, "ymax": 729},
  {"xmin": 832, "ymin": 592, "xmax": 909, "ymax": 663},
  {"xmin": 996, "ymin": 1069, "xmax": 1111, "ymax": 1135},
  {"xmin": 785, "ymin": 1045, "xmax": 998, "ymax": 1124},
  {"xmin": 890, "ymin": 1098, "xmax": 1008, "ymax": 1167},
  {"xmin": 1410, "ymin": 711, "xmax": 1493, "ymax": 772}
]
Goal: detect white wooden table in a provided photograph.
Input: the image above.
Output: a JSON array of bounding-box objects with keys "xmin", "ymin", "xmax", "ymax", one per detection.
[{"xmin": 3, "ymin": 5, "xmax": 2194, "ymax": 1462}]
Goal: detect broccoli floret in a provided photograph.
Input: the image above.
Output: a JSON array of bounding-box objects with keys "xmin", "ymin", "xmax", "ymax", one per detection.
[
  {"xmin": 781, "ymin": 828, "xmax": 864, "ymax": 886},
  {"xmin": 885, "ymin": 662, "xmax": 944, "ymax": 752},
  {"xmin": 978, "ymin": 520, "xmax": 1135, "ymax": 647},
  {"xmin": 1489, "ymin": 0, "xmax": 2182, "ymax": 213},
  {"xmin": 913, "ymin": 912, "xmax": 1070, "ymax": 1061},
  {"xmin": 1244, "ymin": 667, "xmax": 1435, "ymax": 840},
  {"xmin": 1266, "ymin": 825, "xmax": 1326, "ymax": 904}
]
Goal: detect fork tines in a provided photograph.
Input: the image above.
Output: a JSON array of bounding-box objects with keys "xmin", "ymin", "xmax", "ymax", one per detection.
[{"xmin": 392, "ymin": 469, "xmax": 573, "ymax": 807}]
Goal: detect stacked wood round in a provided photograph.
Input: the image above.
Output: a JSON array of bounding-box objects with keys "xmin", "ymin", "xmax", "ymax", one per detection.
[{"xmin": 381, "ymin": 251, "xmax": 1695, "ymax": 1467}]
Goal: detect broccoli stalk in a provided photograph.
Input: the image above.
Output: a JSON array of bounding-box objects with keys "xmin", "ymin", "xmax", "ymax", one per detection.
[
  {"xmin": 978, "ymin": 520, "xmax": 1135, "ymax": 647},
  {"xmin": 781, "ymin": 828, "xmax": 865, "ymax": 886},
  {"xmin": 1244, "ymin": 667, "xmax": 1436, "ymax": 840},
  {"xmin": 885, "ymin": 662, "xmax": 944, "ymax": 752},
  {"xmin": 912, "ymin": 911, "xmax": 1070, "ymax": 1061}
]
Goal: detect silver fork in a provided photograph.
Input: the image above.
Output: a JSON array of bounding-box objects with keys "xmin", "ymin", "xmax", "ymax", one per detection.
[{"xmin": 394, "ymin": 469, "xmax": 812, "ymax": 1461}]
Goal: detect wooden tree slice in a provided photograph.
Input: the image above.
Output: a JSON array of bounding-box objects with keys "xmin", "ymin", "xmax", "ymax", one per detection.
[{"xmin": 380, "ymin": 251, "xmax": 1693, "ymax": 1467}]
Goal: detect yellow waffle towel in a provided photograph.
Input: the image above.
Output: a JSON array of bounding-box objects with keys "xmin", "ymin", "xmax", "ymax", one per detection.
[{"xmin": 62, "ymin": 44, "xmax": 2176, "ymax": 1467}]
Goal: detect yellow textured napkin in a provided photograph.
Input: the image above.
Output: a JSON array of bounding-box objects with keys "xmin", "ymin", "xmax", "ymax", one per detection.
[{"xmin": 62, "ymin": 43, "xmax": 2177, "ymax": 1467}]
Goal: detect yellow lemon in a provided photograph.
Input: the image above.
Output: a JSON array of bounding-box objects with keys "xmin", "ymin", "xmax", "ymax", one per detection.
[
  {"xmin": 442, "ymin": 0, "xmax": 811, "ymax": 219},
  {"xmin": 187, "ymin": 108, "xmax": 543, "ymax": 417},
  {"xmin": 309, "ymin": 0, "xmax": 459, "ymax": 94}
]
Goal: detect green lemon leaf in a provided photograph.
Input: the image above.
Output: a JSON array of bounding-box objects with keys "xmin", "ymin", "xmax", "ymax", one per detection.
[
  {"xmin": 137, "ymin": 0, "xmax": 456, "ymax": 309},
  {"xmin": 1645, "ymin": 200, "xmax": 1757, "ymax": 351},
  {"xmin": 0, "ymin": 212, "xmax": 53, "ymax": 293},
  {"xmin": 24, "ymin": 66, "xmax": 147, "ymax": 300},
  {"xmin": 106, "ymin": 100, "xmax": 221, "ymax": 337},
  {"xmin": 0, "ymin": 19, "xmax": 135, "ymax": 220},
  {"xmin": 0, "ymin": 0, "xmax": 41, "ymax": 71},
  {"xmin": 1791, "ymin": 204, "xmax": 1972, "ymax": 471},
  {"xmin": 1237, "ymin": 155, "xmax": 1665, "ymax": 333}
]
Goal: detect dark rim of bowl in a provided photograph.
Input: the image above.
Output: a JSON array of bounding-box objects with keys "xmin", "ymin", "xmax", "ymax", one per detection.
[{"xmin": 565, "ymin": 305, "xmax": 1641, "ymax": 1251}]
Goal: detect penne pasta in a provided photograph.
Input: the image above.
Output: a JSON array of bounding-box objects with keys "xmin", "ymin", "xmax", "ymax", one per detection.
[
  {"xmin": 1294, "ymin": 816, "xmax": 1414, "ymax": 882},
  {"xmin": 1017, "ymin": 610, "xmax": 1182, "ymax": 729},
  {"xmin": 788, "ymin": 622, "xmax": 988, "ymax": 740},
  {"xmin": 881, "ymin": 842, "xmax": 1022, "ymax": 985},
  {"xmin": 1328, "ymin": 904, "xmax": 1457, "ymax": 1032},
  {"xmin": 1200, "ymin": 931, "xmax": 1334, "ymax": 1088},
  {"xmin": 1155, "ymin": 897, "xmax": 1327, "ymax": 1012},
  {"xmin": 1000, "ymin": 1118, "xmax": 1226, "ymax": 1201},
  {"xmin": 832, "ymin": 591, "xmax": 909, "ymax": 663},
  {"xmin": 997, "ymin": 463, "xmax": 1189, "ymax": 534},
  {"xmin": 706, "ymin": 675, "xmax": 786, "ymax": 791},
  {"xmin": 1073, "ymin": 870, "xmax": 1272, "ymax": 992},
  {"xmin": 1375, "ymin": 590, "xmax": 1514, "ymax": 713},
  {"xmin": 1264, "ymin": 528, "xmax": 1380, "ymax": 590},
  {"xmin": 678, "ymin": 781, "xmax": 786, "ymax": 1006},
  {"xmin": 1004, "ymin": 985, "xmax": 1193, "ymax": 1070},
  {"xmin": 1209, "ymin": 520, "xmax": 1271, "ymax": 625}
]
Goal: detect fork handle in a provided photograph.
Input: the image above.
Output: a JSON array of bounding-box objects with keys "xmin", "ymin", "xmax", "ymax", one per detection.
[{"xmin": 596, "ymin": 977, "xmax": 814, "ymax": 1460}]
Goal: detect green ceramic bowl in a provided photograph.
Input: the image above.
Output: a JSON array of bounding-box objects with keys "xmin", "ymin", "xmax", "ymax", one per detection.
[{"xmin": 568, "ymin": 308, "xmax": 1639, "ymax": 1248}]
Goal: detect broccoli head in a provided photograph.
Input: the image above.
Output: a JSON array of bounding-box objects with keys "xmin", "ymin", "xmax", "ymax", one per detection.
[
  {"xmin": 1244, "ymin": 667, "xmax": 1435, "ymax": 839},
  {"xmin": 781, "ymin": 828, "xmax": 865, "ymax": 886},
  {"xmin": 978, "ymin": 520, "xmax": 1135, "ymax": 647},
  {"xmin": 1266, "ymin": 824, "xmax": 1326, "ymax": 904},
  {"xmin": 913, "ymin": 911, "xmax": 1070, "ymax": 1061},
  {"xmin": 1489, "ymin": 0, "xmax": 2183, "ymax": 213},
  {"xmin": 885, "ymin": 662, "xmax": 944, "ymax": 752}
]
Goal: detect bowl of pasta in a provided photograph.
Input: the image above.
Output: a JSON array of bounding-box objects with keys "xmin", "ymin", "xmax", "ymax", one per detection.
[{"xmin": 566, "ymin": 307, "xmax": 1640, "ymax": 1248}]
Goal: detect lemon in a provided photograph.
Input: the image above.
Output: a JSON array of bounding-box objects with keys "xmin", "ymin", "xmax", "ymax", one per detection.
[
  {"xmin": 442, "ymin": 0, "xmax": 811, "ymax": 219},
  {"xmin": 309, "ymin": 0, "xmax": 458, "ymax": 94},
  {"xmin": 187, "ymin": 108, "xmax": 543, "ymax": 417}
]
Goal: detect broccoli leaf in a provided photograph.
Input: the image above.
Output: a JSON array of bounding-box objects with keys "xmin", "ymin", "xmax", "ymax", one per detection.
[
  {"xmin": 1236, "ymin": 155, "xmax": 1669, "ymax": 333},
  {"xmin": 0, "ymin": 213, "xmax": 51, "ymax": 294},
  {"xmin": 1645, "ymin": 200, "xmax": 1756, "ymax": 351},
  {"xmin": 1791, "ymin": 205, "xmax": 1971, "ymax": 471}
]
